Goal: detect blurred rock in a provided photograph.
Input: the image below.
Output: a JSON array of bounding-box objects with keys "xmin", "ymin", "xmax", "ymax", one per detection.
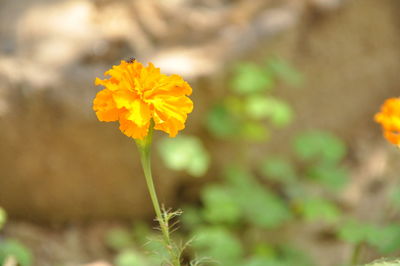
[
  {"xmin": 0, "ymin": 0, "xmax": 399, "ymax": 224},
  {"xmin": 17, "ymin": 1, "xmax": 96, "ymax": 67},
  {"xmin": 308, "ymin": 0, "xmax": 344, "ymax": 11}
]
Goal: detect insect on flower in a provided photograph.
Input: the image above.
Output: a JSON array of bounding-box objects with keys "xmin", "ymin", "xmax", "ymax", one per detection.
[
  {"xmin": 93, "ymin": 59, "xmax": 193, "ymax": 140},
  {"xmin": 127, "ymin": 57, "xmax": 136, "ymax": 63}
]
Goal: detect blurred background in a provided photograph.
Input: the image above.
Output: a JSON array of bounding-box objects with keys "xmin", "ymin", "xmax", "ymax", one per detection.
[{"xmin": 0, "ymin": 0, "xmax": 400, "ymax": 265}]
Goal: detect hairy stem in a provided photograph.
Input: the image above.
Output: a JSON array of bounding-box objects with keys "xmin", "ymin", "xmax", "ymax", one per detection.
[{"xmin": 137, "ymin": 128, "xmax": 181, "ymax": 266}]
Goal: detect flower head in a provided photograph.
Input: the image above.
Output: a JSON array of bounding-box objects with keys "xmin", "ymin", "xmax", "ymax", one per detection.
[
  {"xmin": 375, "ymin": 97, "xmax": 400, "ymax": 146},
  {"xmin": 93, "ymin": 60, "xmax": 193, "ymax": 139}
]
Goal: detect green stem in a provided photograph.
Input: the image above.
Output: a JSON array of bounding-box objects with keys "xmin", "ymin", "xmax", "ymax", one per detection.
[
  {"xmin": 138, "ymin": 141, "xmax": 169, "ymax": 242},
  {"xmin": 350, "ymin": 242, "xmax": 363, "ymax": 266},
  {"xmin": 136, "ymin": 127, "xmax": 181, "ymax": 266}
]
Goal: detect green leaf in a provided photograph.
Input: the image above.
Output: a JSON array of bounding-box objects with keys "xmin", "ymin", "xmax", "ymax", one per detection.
[
  {"xmin": 181, "ymin": 205, "xmax": 203, "ymax": 229},
  {"xmin": 143, "ymin": 237, "xmax": 168, "ymax": 264},
  {"xmin": 158, "ymin": 135, "xmax": 210, "ymax": 177},
  {"xmin": 201, "ymin": 186, "xmax": 241, "ymax": 224},
  {"xmin": 0, "ymin": 207, "xmax": 6, "ymax": 231},
  {"xmin": 192, "ymin": 227, "xmax": 244, "ymax": 266},
  {"xmin": 244, "ymin": 246, "xmax": 314, "ymax": 266},
  {"xmin": 252, "ymin": 243, "xmax": 276, "ymax": 258},
  {"xmin": 223, "ymin": 166, "xmax": 256, "ymax": 188},
  {"xmin": 367, "ymin": 224, "xmax": 400, "ymax": 254},
  {"xmin": 259, "ymin": 157, "xmax": 296, "ymax": 184},
  {"xmin": 115, "ymin": 250, "xmax": 149, "ymax": 266},
  {"xmin": 244, "ymin": 256, "xmax": 284, "ymax": 266},
  {"xmin": 225, "ymin": 96, "xmax": 245, "ymax": 115},
  {"xmin": 279, "ymin": 245, "xmax": 315, "ymax": 266},
  {"xmin": 266, "ymin": 58, "xmax": 303, "ymax": 87},
  {"xmin": 231, "ymin": 63, "xmax": 274, "ymax": 94},
  {"xmin": 206, "ymin": 104, "xmax": 240, "ymax": 138},
  {"xmin": 340, "ymin": 222, "xmax": 400, "ymax": 254},
  {"xmin": 0, "ymin": 240, "xmax": 33, "ymax": 266},
  {"xmin": 298, "ymin": 198, "xmax": 341, "ymax": 223},
  {"xmin": 267, "ymin": 100, "xmax": 293, "ymax": 127},
  {"xmin": 132, "ymin": 222, "xmax": 152, "ymax": 244},
  {"xmin": 293, "ymin": 131, "xmax": 347, "ymax": 163},
  {"xmin": 245, "ymin": 97, "xmax": 293, "ymax": 127},
  {"xmin": 306, "ymin": 163, "xmax": 349, "ymax": 191},
  {"xmin": 390, "ymin": 186, "xmax": 400, "ymax": 210},
  {"xmin": 223, "ymin": 166, "xmax": 291, "ymax": 228},
  {"xmin": 238, "ymin": 187, "xmax": 292, "ymax": 228},
  {"xmin": 244, "ymin": 97, "xmax": 273, "ymax": 120},
  {"xmin": 240, "ymin": 121, "xmax": 269, "ymax": 142},
  {"xmin": 105, "ymin": 228, "xmax": 134, "ymax": 251},
  {"xmin": 338, "ymin": 220, "xmax": 375, "ymax": 244}
]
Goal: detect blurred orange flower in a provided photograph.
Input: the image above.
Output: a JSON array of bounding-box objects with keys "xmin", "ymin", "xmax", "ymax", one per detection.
[
  {"xmin": 375, "ymin": 97, "xmax": 400, "ymax": 146},
  {"xmin": 93, "ymin": 60, "xmax": 193, "ymax": 139}
]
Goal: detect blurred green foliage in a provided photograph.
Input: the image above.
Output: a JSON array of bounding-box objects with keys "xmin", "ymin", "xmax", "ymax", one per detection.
[
  {"xmin": 231, "ymin": 63, "xmax": 274, "ymax": 94},
  {"xmin": 0, "ymin": 240, "xmax": 33, "ymax": 266},
  {"xmin": 158, "ymin": 135, "xmax": 210, "ymax": 177},
  {"xmin": 293, "ymin": 131, "xmax": 347, "ymax": 164},
  {"xmin": 266, "ymin": 57, "xmax": 303, "ymax": 87},
  {"xmin": 179, "ymin": 126, "xmax": 350, "ymax": 265},
  {"xmin": 390, "ymin": 186, "xmax": 400, "ymax": 209},
  {"xmin": 106, "ymin": 57, "xmax": 400, "ymax": 265},
  {"xmin": 339, "ymin": 221, "xmax": 400, "ymax": 254},
  {"xmin": 245, "ymin": 96, "xmax": 293, "ymax": 127},
  {"xmin": 204, "ymin": 57, "xmax": 299, "ymax": 143},
  {"xmin": 298, "ymin": 198, "xmax": 341, "ymax": 223},
  {"xmin": 115, "ymin": 250, "xmax": 149, "ymax": 266},
  {"xmin": 200, "ymin": 167, "xmax": 292, "ymax": 228},
  {"xmin": 0, "ymin": 208, "xmax": 33, "ymax": 266},
  {"xmin": 106, "ymin": 228, "xmax": 134, "ymax": 251},
  {"xmin": 0, "ymin": 207, "xmax": 6, "ymax": 231},
  {"xmin": 192, "ymin": 227, "xmax": 243, "ymax": 265},
  {"xmin": 177, "ymin": 58, "xmax": 321, "ymax": 265},
  {"xmin": 105, "ymin": 225, "xmax": 166, "ymax": 266},
  {"xmin": 259, "ymin": 156, "xmax": 296, "ymax": 184}
]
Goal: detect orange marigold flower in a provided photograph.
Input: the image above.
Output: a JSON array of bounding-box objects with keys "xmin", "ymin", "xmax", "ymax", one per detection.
[
  {"xmin": 374, "ymin": 97, "xmax": 400, "ymax": 146},
  {"xmin": 93, "ymin": 60, "xmax": 193, "ymax": 139}
]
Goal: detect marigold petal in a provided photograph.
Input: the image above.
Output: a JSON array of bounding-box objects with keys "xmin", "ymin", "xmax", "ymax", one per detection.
[
  {"xmin": 153, "ymin": 115, "xmax": 185, "ymax": 137},
  {"xmin": 152, "ymin": 96, "xmax": 193, "ymax": 136},
  {"xmin": 126, "ymin": 100, "xmax": 151, "ymax": 127},
  {"xmin": 384, "ymin": 131, "xmax": 400, "ymax": 145},
  {"xmin": 119, "ymin": 113, "xmax": 150, "ymax": 140},
  {"xmin": 151, "ymin": 96, "xmax": 193, "ymax": 121},
  {"xmin": 144, "ymin": 75, "xmax": 192, "ymax": 99},
  {"xmin": 375, "ymin": 97, "xmax": 400, "ymax": 145},
  {"xmin": 93, "ymin": 89, "xmax": 119, "ymax": 122},
  {"xmin": 112, "ymin": 90, "xmax": 138, "ymax": 109},
  {"xmin": 93, "ymin": 59, "xmax": 193, "ymax": 139},
  {"xmin": 95, "ymin": 77, "xmax": 120, "ymax": 91}
]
